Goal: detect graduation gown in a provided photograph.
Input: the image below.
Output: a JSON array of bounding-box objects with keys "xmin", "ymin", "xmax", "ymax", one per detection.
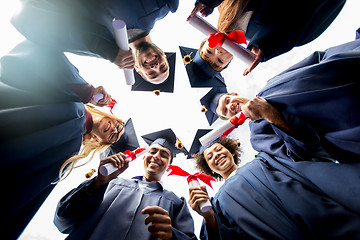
[
  {"xmin": 11, "ymin": 0, "xmax": 179, "ymax": 62},
  {"xmin": 201, "ymin": 152, "xmax": 360, "ymax": 240},
  {"xmin": 196, "ymin": 0, "xmax": 345, "ymax": 61},
  {"xmin": 54, "ymin": 176, "xmax": 197, "ymax": 240},
  {"xmin": 0, "ymin": 41, "xmax": 89, "ymax": 239},
  {"xmin": 255, "ymin": 33, "xmax": 360, "ymax": 162}
]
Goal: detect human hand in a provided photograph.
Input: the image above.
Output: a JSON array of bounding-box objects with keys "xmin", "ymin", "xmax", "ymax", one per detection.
[
  {"xmin": 113, "ymin": 48, "xmax": 135, "ymax": 69},
  {"xmin": 243, "ymin": 46, "xmax": 263, "ymax": 76},
  {"xmin": 95, "ymin": 152, "xmax": 129, "ymax": 185},
  {"xmin": 240, "ymin": 96, "xmax": 277, "ymax": 121},
  {"xmin": 188, "ymin": 186, "xmax": 212, "ymax": 217},
  {"xmin": 142, "ymin": 206, "xmax": 173, "ymax": 240},
  {"xmin": 187, "ymin": 3, "xmax": 211, "ymax": 21},
  {"xmin": 90, "ymin": 86, "xmax": 111, "ymax": 107}
]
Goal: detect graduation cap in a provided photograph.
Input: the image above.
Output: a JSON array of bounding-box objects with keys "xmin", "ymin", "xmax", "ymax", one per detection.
[
  {"xmin": 179, "ymin": 46, "xmax": 226, "ymax": 88},
  {"xmin": 141, "ymin": 128, "xmax": 188, "ymax": 157},
  {"xmin": 100, "ymin": 118, "xmax": 140, "ymax": 158},
  {"xmin": 187, "ymin": 129, "xmax": 213, "ymax": 159},
  {"xmin": 131, "ymin": 52, "xmax": 176, "ymax": 93},
  {"xmin": 200, "ymin": 87, "xmax": 228, "ymax": 125}
]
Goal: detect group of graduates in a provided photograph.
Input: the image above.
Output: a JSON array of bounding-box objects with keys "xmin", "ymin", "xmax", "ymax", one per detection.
[{"xmin": 1, "ymin": 0, "xmax": 360, "ymax": 239}]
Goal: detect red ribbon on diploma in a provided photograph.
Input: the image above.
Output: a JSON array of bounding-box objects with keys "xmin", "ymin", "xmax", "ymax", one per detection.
[
  {"xmin": 123, "ymin": 148, "xmax": 146, "ymax": 161},
  {"xmin": 107, "ymin": 98, "xmax": 117, "ymax": 114},
  {"xmin": 221, "ymin": 112, "xmax": 247, "ymax": 137},
  {"xmin": 168, "ymin": 165, "xmax": 215, "ymax": 189},
  {"xmin": 208, "ymin": 30, "xmax": 247, "ymax": 48}
]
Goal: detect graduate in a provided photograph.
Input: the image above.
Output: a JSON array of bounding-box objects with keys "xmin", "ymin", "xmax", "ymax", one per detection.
[
  {"xmin": 179, "ymin": 46, "xmax": 228, "ymax": 89},
  {"xmin": 54, "ymin": 128, "xmax": 197, "ymax": 240},
  {"xmin": 200, "ymin": 30, "xmax": 360, "ymax": 162},
  {"xmin": 12, "ymin": 0, "xmax": 179, "ymax": 84},
  {"xmin": 187, "ymin": 124, "xmax": 360, "ymax": 239},
  {"xmin": 0, "ymin": 40, "xmax": 133, "ymax": 239},
  {"xmin": 188, "ymin": 0, "xmax": 346, "ymax": 75}
]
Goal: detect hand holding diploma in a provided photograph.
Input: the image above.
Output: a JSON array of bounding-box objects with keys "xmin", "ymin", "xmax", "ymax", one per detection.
[
  {"xmin": 199, "ymin": 111, "xmax": 249, "ymax": 146},
  {"xmin": 95, "ymin": 152, "xmax": 130, "ymax": 186},
  {"xmin": 90, "ymin": 86, "xmax": 111, "ymax": 107},
  {"xmin": 113, "ymin": 48, "xmax": 135, "ymax": 70},
  {"xmin": 168, "ymin": 165, "xmax": 214, "ymax": 213},
  {"xmin": 99, "ymin": 148, "xmax": 147, "ymax": 176},
  {"xmin": 112, "ymin": 19, "xmax": 135, "ymax": 85}
]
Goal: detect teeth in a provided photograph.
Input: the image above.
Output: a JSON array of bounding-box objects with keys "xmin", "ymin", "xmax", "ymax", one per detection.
[{"xmin": 145, "ymin": 56, "xmax": 156, "ymax": 63}]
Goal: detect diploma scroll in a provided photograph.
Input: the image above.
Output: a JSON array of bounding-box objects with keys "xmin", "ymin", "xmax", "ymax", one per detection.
[
  {"xmin": 199, "ymin": 111, "xmax": 249, "ymax": 146},
  {"xmin": 99, "ymin": 148, "xmax": 147, "ymax": 176},
  {"xmin": 188, "ymin": 179, "xmax": 212, "ymax": 212},
  {"xmin": 188, "ymin": 14, "xmax": 255, "ymax": 65},
  {"xmin": 93, "ymin": 93, "xmax": 103, "ymax": 102},
  {"xmin": 112, "ymin": 19, "xmax": 135, "ymax": 86}
]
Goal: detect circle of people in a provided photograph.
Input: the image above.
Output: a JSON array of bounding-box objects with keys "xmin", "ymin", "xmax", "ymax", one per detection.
[{"xmin": 1, "ymin": 0, "xmax": 360, "ymax": 239}]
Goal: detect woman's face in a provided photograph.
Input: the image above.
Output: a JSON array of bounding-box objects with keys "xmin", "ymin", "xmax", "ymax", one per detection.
[
  {"xmin": 200, "ymin": 40, "xmax": 233, "ymax": 71},
  {"xmin": 203, "ymin": 143, "xmax": 235, "ymax": 176},
  {"xmin": 91, "ymin": 117, "xmax": 124, "ymax": 144}
]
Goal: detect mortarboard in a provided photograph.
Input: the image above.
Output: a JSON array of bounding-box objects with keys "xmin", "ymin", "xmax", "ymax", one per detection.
[
  {"xmin": 141, "ymin": 128, "xmax": 188, "ymax": 157},
  {"xmin": 100, "ymin": 118, "xmax": 140, "ymax": 158},
  {"xmin": 200, "ymin": 87, "xmax": 228, "ymax": 125},
  {"xmin": 188, "ymin": 129, "xmax": 213, "ymax": 158},
  {"xmin": 179, "ymin": 46, "xmax": 226, "ymax": 88},
  {"xmin": 131, "ymin": 52, "xmax": 176, "ymax": 93}
]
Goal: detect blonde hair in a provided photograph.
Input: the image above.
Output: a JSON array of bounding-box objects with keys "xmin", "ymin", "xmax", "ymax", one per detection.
[
  {"xmin": 217, "ymin": 0, "xmax": 250, "ymax": 33},
  {"xmin": 54, "ymin": 104, "xmax": 123, "ymax": 183}
]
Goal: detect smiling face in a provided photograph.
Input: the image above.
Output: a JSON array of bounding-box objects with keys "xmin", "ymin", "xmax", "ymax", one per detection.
[
  {"xmin": 91, "ymin": 117, "xmax": 124, "ymax": 144},
  {"xmin": 203, "ymin": 143, "xmax": 237, "ymax": 179},
  {"xmin": 134, "ymin": 42, "xmax": 169, "ymax": 84},
  {"xmin": 200, "ymin": 40, "xmax": 233, "ymax": 71},
  {"xmin": 143, "ymin": 144, "xmax": 172, "ymax": 181},
  {"xmin": 216, "ymin": 93, "xmax": 249, "ymax": 119}
]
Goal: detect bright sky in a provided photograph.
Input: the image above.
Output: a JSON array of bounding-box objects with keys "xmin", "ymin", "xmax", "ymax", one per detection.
[{"xmin": 1, "ymin": 0, "xmax": 359, "ymax": 239}]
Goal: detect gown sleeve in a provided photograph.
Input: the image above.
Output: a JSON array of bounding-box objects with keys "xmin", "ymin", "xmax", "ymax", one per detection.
[
  {"xmin": 171, "ymin": 197, "xmax": 198, "ymax": 240},
  {"xmin": 54, "ymin": 179, "xmax": 108, "ymax": 234},
  {"xmin": 249, "ymin": 111, "xmax": 335, "ymax": 162}
]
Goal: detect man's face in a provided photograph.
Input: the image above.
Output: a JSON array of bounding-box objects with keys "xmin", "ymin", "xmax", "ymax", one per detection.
[
  {"xmin": 143, "ymin": 144, "xmax": 172, "ymax": 177},
  {"xmin": 200, "ymin": 40, "xmax": 233, "ymax": 71},
  {"xmin": 216, "ymin": 93, "xmax": 249, "ymax": 119},
  {"xmin": 135, "ymin": 42, "xmax": 169, "ymax": 84}
]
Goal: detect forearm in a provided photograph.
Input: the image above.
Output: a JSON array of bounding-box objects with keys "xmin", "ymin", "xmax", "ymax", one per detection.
[
  {"xmin": 264, "ymin": 108, "xmax": 297, "ymax": 138},
  {"xmin": 203, "ymin": 210, "xmax": 219, "ymax": 235}
]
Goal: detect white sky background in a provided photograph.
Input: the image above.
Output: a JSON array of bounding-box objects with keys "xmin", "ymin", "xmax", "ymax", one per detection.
[{"xmin": 0, "ymin": 0, "xmax": 359, "ymax": 239}]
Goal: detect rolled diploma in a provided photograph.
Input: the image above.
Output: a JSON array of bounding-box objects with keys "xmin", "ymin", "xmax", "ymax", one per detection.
[
  {"xmin": 99, "ymin": 149, "xmax": 147, "ymax": 176},
  {"xmin": 99, "ymin": 161, "xmax": 127, "ymax": 176},
  {"xmin": 112, "ymin": 19, "xmax": 135, "ymax": 86},
  {"xmin": 199, "ymin": 112, "xmax": 244, "ymax": 146},
  {"xmin": 188, "ymin": 14, "xmax": 255, "ymax": 65},
  {"xmin": 93, "ymin": 93, "xmax": 103, "ymax": 102},
  {"xmin": 188, "ymin": 180, "xmax": 212, "ymax": 212}
]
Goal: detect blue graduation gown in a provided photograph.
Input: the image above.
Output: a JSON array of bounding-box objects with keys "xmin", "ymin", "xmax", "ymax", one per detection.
[
  {"xmin": 196, "ymin": 0, "xmax": 345, "ymax": 61},
  {"xmin": 54, "ymin": 176, "xmax": 197, "ymax": 240},
  {"xmin": 11, "ymin": 0, "xmax": 179, "ymax": 62},
  {"xmin": 201, "ymin": 152, "xmax": 360, "ymax": 240},
  {"xmin": 255, "ymin": 34, "xmax": 360, "ymax": 162},
  {"xmin": 0, "ymin": 41, "xmax": 89, "ymax": 239}
]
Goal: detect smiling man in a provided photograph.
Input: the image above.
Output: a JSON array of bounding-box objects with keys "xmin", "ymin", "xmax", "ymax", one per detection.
[
  {"xmin": 131, "ymin": 39, "xmax": 169, "ymax": 84},
  {"xmin": 11, "ymin": 0, "xmax": 178, "ymax": 83},
  {"xmin": 54, "ymin": 128, "xmax": 196, "ymax": 240}
]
